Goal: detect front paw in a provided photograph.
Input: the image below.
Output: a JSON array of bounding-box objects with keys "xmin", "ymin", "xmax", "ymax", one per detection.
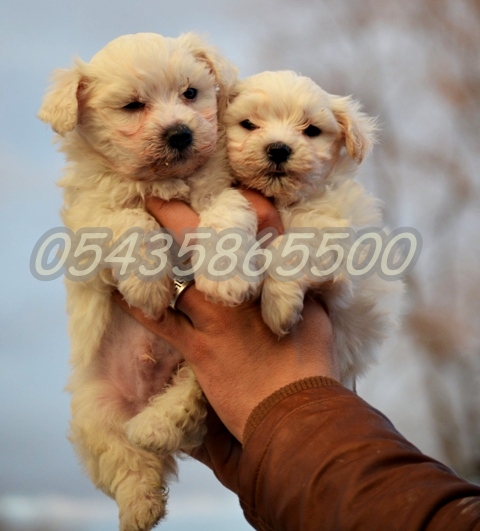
[
  {"xmin": 261, "ymin": 279, "xmax": 305, "ymax": 336},
  {"xmin": 118, "ymin": 275, "xmax": 173, "ymax": 319},
  {"xmin": 195, "ymin": 274, "xmax": 260, "ymax": 306},
  {"xmin": 262, "ymin": 295, "xmax": 303, "ymax": 336}
]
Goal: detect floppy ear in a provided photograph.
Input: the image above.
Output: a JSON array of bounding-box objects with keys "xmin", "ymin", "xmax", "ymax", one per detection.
[
  {"xmin": 180, "ymin": 32, "xmax": 238, "ymax": 115},
  {"xmin": 331, "ymin": 95, "xmax": 377, "ymax": 163},
  {"xmin": 37, "ymin": 65, "xmax": 83, "ymax": 135}
]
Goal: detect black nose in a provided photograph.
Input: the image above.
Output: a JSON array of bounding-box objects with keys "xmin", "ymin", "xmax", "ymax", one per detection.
[
  {"xmin": 266, "ymin": 142, "xmax": 292, "ymax": 165},
  {"xmin": 165, "ymin": 124, "xmax": 193, "ymax": 151}
]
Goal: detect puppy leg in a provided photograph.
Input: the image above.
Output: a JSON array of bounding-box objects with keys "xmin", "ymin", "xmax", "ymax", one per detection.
[
  {"xmin": 69, "ymin": 375, "xmax": 174, "ymax": 531},
  {"xmin": 118, "ymin": 273, "xmax": 173, "ymax": 320},
  {"xmin": 195, "ymin": 188, "xmax": 261, "ymax": 305},
  {"xmin": 126, "ymin": 365, "xmax": 207, "ymax": 455},
  {"xmin": 90, "ymin": 208, "xmax": 174, "ymax": 319},
  {"xmin": 261, "ymin": 276, "xmax": 309, "ymax": 336}
]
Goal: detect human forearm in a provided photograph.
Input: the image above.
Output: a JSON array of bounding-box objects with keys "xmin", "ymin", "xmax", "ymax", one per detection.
[{"xmin": 238, "ymin": 379, "xmax": 480, "ymax": 531}]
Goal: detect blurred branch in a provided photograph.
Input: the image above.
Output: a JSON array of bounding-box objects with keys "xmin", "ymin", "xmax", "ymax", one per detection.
[{"xmin": 246, "ymin": 0, "xmax": 480, "ymax": 478}]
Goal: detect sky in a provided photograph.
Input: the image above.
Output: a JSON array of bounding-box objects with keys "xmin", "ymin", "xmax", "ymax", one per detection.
[
  {"xmin": 1, "ymin": 0, "xmax": 478, "ymax": 529},
  {"xmin": 0, "ymin": 1, "xmax": 260, "ymax": 529}
]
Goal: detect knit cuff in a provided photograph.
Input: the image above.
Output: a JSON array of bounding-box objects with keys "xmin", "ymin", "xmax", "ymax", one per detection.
[{"xmin": 242, "ymin": 376, "xmax": 341, "ymax": 445}]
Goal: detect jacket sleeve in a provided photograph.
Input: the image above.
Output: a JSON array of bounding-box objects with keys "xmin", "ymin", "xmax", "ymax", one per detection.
[{"xmin": 237, "ymin": 376, "xmax": 480, "ymax": 531}]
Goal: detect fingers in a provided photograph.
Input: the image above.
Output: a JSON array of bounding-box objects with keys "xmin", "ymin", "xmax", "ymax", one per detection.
[
  {"xmin": 112, "ymin": 290, "xmax": 193, "ymax": 348},
  {"xmin": 239, "ymin": 189, "xmax": 284, "ymax": 235},
  {"xmin": 146, "ymin": 197, "xmax": 200, "ymax": 244},
  {"xmin": 174, "ymin": 284, "xmax": 222, "ymax": 329},
  {"xmin": 146, "ymin": 190, "xmax": 283, "ymax": 241},
  {"xmin": 140, "ymin": 190, "xmax": 284, "ymax": 331}
]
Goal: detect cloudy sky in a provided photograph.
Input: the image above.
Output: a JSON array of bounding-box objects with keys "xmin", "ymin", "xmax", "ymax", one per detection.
[{"xmin": 2, "ymin": 0, "xmax": 479, "ymax": 529}]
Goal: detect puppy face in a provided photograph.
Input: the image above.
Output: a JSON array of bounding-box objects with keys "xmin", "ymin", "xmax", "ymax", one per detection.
[
  {"xmin": 224, "ymin": 71, "xmax": 375, "ymax": 203},
  {"xmin": 39, "ymin": 33, "xmax": 237, "ymax": 181}
]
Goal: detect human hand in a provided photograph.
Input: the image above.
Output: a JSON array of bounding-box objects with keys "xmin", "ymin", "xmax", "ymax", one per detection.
[
  {"xmin": 115, "ymin": 191, "xmax": 338, "ymax": 436},
  {"xmin": 113, "ymin": 191, "xmax": 339, "ymax": 490}
]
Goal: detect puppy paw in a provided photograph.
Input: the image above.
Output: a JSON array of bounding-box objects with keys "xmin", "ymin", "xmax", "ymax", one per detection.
[
  {"xmin": 119, "ymin": 275, "xmax": 173, "ymax": 319},
  {"xmin": 126, "ymin": 406, "xmax": 206, "ymax": 455},
  {"xmin": 126, "ymin": 370, "xmax": 206, "ymax": 455},
  {"xmin": 126, "ymin": 411, "xmax": 181, "ymax": 455},
  {"xmin": 119, "ymin": 489, "xmax": 167, "ymax": 531},
  {"xmin": 262, "ymin": 296, "xmax": 303, "ymax": 336},
  {"xmin": 195, "ymin": 274, "xmax": 260, "ymax": 306},
  {"xmin": 261, "ymin": 278, "xmax": 306, "ymax": 336},
  {"xmin": 127, "ymin": 417, "xmax": 203, "ymax": 456}
]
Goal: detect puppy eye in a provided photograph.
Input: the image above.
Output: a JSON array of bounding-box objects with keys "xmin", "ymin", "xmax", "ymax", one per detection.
[
  {"xmin": 304, "ymin": 125, "xmax": 322, "ymax": 137},
  {"xmin": 183, "ymin": 88, "xmax": 198, "ymax": 100},
  {"xmin": 123, "ymin": 101, "xmax": 146, "ymax": 111},
  {"xmin": 240, "ymin": 119, "xmax": 258, "ymax": 131}
]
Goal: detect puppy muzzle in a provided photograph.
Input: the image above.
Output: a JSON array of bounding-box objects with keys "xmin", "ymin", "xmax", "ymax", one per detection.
[
  {"xmin": 164, "ymin": 124, "xmax": 194, "ymax": 152},
  {"xmin": 266, "ymin": 142, "xmax": 292, "ymax": 165}
]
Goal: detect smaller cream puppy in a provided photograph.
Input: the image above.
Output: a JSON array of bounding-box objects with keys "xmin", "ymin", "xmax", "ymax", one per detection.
[
  {"xmin": 39, "ymin": 33, "xmax": 257, "ymax": 531},
  {"xmin": 224, "ymin": 70, "xmax": 403, "ymax": 382}
]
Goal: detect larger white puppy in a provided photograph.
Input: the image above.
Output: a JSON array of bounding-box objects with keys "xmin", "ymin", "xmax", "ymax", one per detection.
[
  {"xmin": 38, "ymin": 33, "xmax": 257, "ymax": 530},
  {"xmin": 224, "ymin": 70, "xmax": 403, "ymax": 383}
]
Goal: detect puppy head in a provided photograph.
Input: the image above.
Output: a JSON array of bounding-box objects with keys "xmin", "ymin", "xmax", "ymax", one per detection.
[
  {"xmin": 224, "ymin": 70, "xmax": 376, "ymax": 203},
  {"xmin": 38, "ymin": 32, "xmax": 238, "ymax": 180}
]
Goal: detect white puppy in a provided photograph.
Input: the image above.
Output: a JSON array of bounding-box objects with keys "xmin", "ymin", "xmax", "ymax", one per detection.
[
  {"xmin": 38, "ymin": 33, "xmax": 257, "ymax": 530},
  {"xmin": 224, "ymin": 70, "xmax": 403, "ymax": 383}
]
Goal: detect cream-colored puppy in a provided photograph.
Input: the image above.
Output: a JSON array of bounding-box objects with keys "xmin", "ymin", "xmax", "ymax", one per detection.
[
  {"xmin": 224, "ymin": 70, "xmax": 403, "ymax": 383},
  {"xmin": 38, "ymin": 33, "xmax": 257, "ymax": 530}
]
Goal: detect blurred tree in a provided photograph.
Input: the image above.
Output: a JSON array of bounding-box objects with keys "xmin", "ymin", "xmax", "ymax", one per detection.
[{"xmin": 238, "ymin": 0, "xmax": 480, "ymax": 481}]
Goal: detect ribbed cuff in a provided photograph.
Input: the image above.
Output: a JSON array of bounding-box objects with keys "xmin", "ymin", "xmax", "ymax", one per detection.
[{"xmin": 242, "ymin": 376, "xmax": 341, "ymax": 446}]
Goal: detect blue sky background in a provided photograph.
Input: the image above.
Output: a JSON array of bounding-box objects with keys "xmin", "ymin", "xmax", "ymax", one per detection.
[{"xmin": 1, "ymin": 0, "xmax": 479, "ymax": 529}]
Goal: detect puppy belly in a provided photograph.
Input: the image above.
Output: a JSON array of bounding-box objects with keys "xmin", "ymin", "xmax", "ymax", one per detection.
[{"xmin": 98, "ymin": 304, "xmax": 184, "ymax": 416}]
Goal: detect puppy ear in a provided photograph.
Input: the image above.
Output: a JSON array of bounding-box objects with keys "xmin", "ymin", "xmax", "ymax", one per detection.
[
  {"xmin": 331, "ymin": 95, "xmax": 377, "ymax": 163},
  {"xmin": 37, "ymin": 64, "xmax": 84, "ymax": 135},
  {"xmin": 180, "ymin": 33, "xmax": 238, "ymax": 114}
]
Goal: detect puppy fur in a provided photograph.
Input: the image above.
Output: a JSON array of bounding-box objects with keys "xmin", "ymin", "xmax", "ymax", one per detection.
[
  {"xmin": 224, "ymin": 70, "xmax": 403, "ymax": 382},
  {"xmin": 39, "ymin": 33, "xmax": 258, "ymax": 531}
]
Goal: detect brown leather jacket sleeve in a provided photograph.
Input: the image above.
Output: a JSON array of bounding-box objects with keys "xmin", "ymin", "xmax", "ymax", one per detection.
[{"xmin": 237, "ymin": 377, "xmax": 480, "ymax": 531}]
